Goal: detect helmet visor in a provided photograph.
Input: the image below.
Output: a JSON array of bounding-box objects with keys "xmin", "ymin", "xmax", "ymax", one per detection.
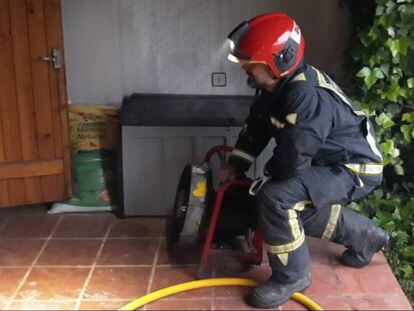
[{"xmin": 227, "ymin": 21, "xmax": 251, "ymax": 61}]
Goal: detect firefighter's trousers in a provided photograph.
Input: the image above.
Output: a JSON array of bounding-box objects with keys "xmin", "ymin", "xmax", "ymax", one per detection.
[{"xmin": 256, "ymin": 165, "xmax": 382, "ymax": 283}]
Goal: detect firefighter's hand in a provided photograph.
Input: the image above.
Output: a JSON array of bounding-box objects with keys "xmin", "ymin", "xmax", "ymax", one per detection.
[{"xmin": 218, "ymin": 165, "xmax": 240, "ymax": 183}]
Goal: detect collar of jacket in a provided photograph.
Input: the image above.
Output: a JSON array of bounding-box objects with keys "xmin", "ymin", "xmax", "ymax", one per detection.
[{"xmin": 272, "ymin": 61, "xmax": 307, "ymax": 95}]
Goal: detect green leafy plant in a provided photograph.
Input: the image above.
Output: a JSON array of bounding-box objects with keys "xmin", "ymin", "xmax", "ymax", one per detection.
[{"xmin": 346, "ymin": 0, "xmax": 414, "ymax": 304}]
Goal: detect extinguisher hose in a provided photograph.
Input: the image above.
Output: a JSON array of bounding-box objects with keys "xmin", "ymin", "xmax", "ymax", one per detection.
[{"xmin": 119, "ymin": 277, "xmax": 323, "ymax": 310}]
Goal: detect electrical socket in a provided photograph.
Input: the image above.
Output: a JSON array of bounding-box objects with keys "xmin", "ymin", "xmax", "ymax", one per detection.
[{"xmin": 212, "ymin": 72, "xmax": 226, "ymax": 87}]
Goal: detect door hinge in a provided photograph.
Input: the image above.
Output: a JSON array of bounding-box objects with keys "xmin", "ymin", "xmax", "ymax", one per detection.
[{"xmin": 39, "ymin": 48, "xmax": 62, "ymax": 69}]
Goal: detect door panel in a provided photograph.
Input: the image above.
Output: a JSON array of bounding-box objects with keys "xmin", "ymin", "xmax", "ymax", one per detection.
[{"xmin": 0, "ymin": 0, "xmax": 70, "ymax": 207}]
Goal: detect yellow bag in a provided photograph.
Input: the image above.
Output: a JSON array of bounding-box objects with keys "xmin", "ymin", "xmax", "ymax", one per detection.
[{"xmin": 69, "ymin": 104, "xmax": 119, "ymax": 154}]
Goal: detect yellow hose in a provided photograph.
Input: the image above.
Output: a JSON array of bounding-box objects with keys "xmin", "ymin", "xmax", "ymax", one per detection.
[{"xmin": 119, "ymin": 278, "xmax": 323, "ymax": 311}]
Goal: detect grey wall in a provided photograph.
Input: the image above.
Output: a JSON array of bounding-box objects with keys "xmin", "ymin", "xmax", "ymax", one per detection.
[{"xmin": 62, "ymin": 0, "xmax": 350, "ymax": 104}]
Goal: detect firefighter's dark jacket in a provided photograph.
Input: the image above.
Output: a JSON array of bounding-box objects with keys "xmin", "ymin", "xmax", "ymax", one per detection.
[{"xmin": 228, "ymin": 63, "xmax": 383, "ymax": 180}]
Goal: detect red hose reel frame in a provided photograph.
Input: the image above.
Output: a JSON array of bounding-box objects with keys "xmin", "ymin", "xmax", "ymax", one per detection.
[{"xmin": 198, "ymin": 145, "xmax": 263, "ymax": 278}]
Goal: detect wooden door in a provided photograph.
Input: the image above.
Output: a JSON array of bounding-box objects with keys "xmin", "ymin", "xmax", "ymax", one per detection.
[{"xmin": 0, "ymin": 0, "xmax": 71, "ymax": 207}]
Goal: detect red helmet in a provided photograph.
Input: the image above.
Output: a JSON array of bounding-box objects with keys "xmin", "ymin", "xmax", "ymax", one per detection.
[{"xmin": 227, "ymin": 13, "xmax": 305, "ymax": 78}]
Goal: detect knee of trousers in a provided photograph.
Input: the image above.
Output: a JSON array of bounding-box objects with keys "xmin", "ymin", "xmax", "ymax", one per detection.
[{"xmin": 255, "ymin": 182, "xmax": 287, "ymax": 214}]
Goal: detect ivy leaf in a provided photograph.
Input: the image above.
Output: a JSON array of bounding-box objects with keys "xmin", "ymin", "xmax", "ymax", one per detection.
[
  {"xmin": 400, "ymin": 125, "xmax": 412, "ymax": 142},
  {"xmin": 356, "ymin": 67, "xmax": 370, "ymax": 78},
  {"xmin": 368, "ymin": 27, "xmax": 379, "ymax": 40},
  {"xmin": 394, "ymin": 164, "xmax": 404, "ymax": 175},
  {"xmin": 385, "ymin": 103, "xmax": 400, "ymax": 115},
  {"xmin": 386, "ymin": 27, "xmax": 395, "ymax": 37},
  {"xmin": 399, "ymin": 37, "xmax": 409, "ymax": 55},
  {"xmin": 376, "ymin": 5, "xmax": 385, "ymax": 15},
  {"xmin": 385, "ymin": 38, "xmax": 408, "ymax": 57},
  {"xmin": 374, "ymin": 189, "xmax": 384, "ymax": 199},
  {"xmin": 407, "ymin": 78, "xmax": 414, "ymax": 88},
  {"xmin": 373, "ymin": 68, "xmax": 384, "ymax": 79},
  {"xmin": 392, "ymin": 207, "xmax": 402, "ymax": 220},
  {"xmin": 394, "ymin": 231, "xmax": 409, "ymax": 245},
  {"xmin": 364, "ymin": 68, "xmax": 384, "ymax": 89},
  {"xmin": 402, "ymin": 112, "xmax": 414, "ymax": 122},
  {"xmin": 402, "ymin": 246, "xmax": 414, "ymax": 259},
  {"xmin": 380, "ymin": 63, "xmax": 390, "ymax": 76},
  {"xmin": 383, "ymin": 120, "xmax": 396, "ymax": 128},
  {"xmin": 401, "ymin": 265, "xmax": 413, "ymax": 278},
  {"xmin": 392, "ymin": 147, "xmax": 400, "ymax": 157},
  {"xmin": 375, "ymin": 112, "xmax": 395, "ymax": 128},
  {"xmin": 382, "ymin": 78, "xmax": 401, "ymax": 102},
  {"xmin": 385, "ymin": 0, "xmax": 396, "ymax": 11},
  {"xmin": 380, "ymin": 139, "xmax": 395, "ymax": 154},
  {"xmin": 385, "ymin": 39, "xmax": 400, "ymax": 57},
  {"xmin": 348, "ymin": 201, "xmax": 360, "ymax": 211}
]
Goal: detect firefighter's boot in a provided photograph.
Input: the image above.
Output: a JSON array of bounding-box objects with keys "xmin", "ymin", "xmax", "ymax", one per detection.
[
  {"xmin": 333, "ymin": 208, "xmax": 390, "ymax": 268},
  {"xmin": 245, "ymin": 251, "xmax": 311, "ymax": 309}
]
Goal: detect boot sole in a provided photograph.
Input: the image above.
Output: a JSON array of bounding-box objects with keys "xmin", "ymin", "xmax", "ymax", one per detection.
[
  {"xmin": 245, "ymin": 281, "xmax": 311, "ymax": 309},
  {"xmin": 339, "ymin": 231, "xmax": 391, "ymax": 269}
]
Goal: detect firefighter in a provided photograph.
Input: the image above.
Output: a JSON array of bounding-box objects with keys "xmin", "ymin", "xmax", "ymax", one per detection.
[{"xmin": 221, "ymin": 13, "xmax": 390, "ymax": 308}]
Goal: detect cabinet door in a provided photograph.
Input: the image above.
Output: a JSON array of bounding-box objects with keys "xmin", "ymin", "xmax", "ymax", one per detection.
[{"xmin": 0, "ymin": 0, "xmax": 71, "ymax": 207}]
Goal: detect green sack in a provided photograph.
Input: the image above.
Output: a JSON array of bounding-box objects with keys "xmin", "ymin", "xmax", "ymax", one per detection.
[{"xmin": 69, "ymin": 150, "xmax": 115, "ymax": 207}]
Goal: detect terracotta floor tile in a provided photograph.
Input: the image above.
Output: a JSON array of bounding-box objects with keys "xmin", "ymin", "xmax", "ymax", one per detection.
[
  {"xmin": 53, "ymin": 214, "xmax": 114, "ymax": 238},
  {"xmin": 37, "ymin": 239, "xmax": 102, "ymax": 266},
  {"xmin": 279, "ymin": 298, "xmax": 308, "ymax": 310},
  {"xmin": 8, "ymin": 301, "xmax": 76, "ymax": 310},
  {"xmin": 244, "ymin": 265, "xmax": 272, "ymax": 282},
  {"xmin": 306, "ymin": 237, "xmax": 336, "ymax": 265},
  {"xmin": 214, "ymin": 283, "xmax": 252, "ymax": 299},
  {"xmin": 0, "ymin": 216, "xmax": 7, "ymax": 229},
  {"xmin": 334, "ymin": 264, "xmax": 402, "ymax": 295},
  {"xmin": 326, "ymin": 241, "xmax": 388, "ymax": 267},
  {"xmin": 214, "ymin": 264, "xmax": 270, "ymax": 298},
  {"xmin": 344, "ymin": 294, "xmax": 412, "ymax": 310},
  {"xmin": 83, "ymin": 267, "xmax": 151, "ymax": 300},
  {"xmin": 0, "ymin": 215, "xmax": 59, "ymax": 238},
  {"xmin": 0, "ymin": 205, "xmax": 47, "ymax": 216},
  {"xmin": 151, "ymin": 266, "xmax": 213, "ymax": 299},
  {"xmin": 0, "ymin": 268, "xmax": 27, "ymax": 299},
  {"xmin": 289, "ymin": 296, "xmax": 350, "ymax": 310},
  {"xmin": 306, "ymin": 237, "xmax": 389, "ymax": 267},
  {"xmin": 79, "ymin": 300, "xmax": 131, "ymax": 310},
  {"xmin": 370, "ymin": 251, "xmax": 389, "ymax": 265},
  {"xmin": 0, "ymin": 239, "xmax": 45, "ymax": 266},
  {"xmin": 329, "ymin": 250, "xmax": 388, "ymax": 267},
  {"xmin": 213, "ymin": 251, "xmax": 255, "ymax": 277},
  {"xmin": 147, "ymin": 298, "xmax": 212, "ymax": 310},
  {"xmin": 157, "ymin": 238, "xmax": 201, "ymax": 265},
  {"xmin": 214, "ymin": 297, "xmax": 269, "ymax": 310},
  {"xmin": 206, "ymin": 249, "xmax": 269, "ymax": 298},
  {"xmin": 97, "ymin": 238, "xmax": 158, "ymax": 265},
  {"xmin": 109, "ymin": 217, "xmax": 166, "ymax": 238},
  {"xmin": 304, "ymin": 265, "xmax": 339, "ymax": 296},
  {"xmin": 16, "ymin": 267, "xmax": 90, "ymax": 300}
]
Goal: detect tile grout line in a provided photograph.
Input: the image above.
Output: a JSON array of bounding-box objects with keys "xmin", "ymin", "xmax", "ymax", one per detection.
[
  {"xmin": 0, "ymin": 238, "xmax": 175, "ymax": 241},
  {"xmin": 4, "ymin": 215, "xmax": 63, "ymax": 310},
  {"xmin": 331, "ymin": 262, "xmax": 352, "ymax": 310},
  {"xmin": 329, "ymin": 258, "xmax": 351, "ymax": 310},
  {"xmin": 73, "ymin": 221, "xmax": 114, "ymax": 310},
  {"xmin": 10, "ymin": 296, "xmax": 221, "ymax": 303},
  {"xmin": 143, "ymin": 237, "xmax": 163, "ymax": 311},
  {"xmin": 0, "ymin": 263, "xmax": 199, "ymax": 269},
  {"xmin": 0, "ymin": 237, "xmax": 172, "ymax": 241}
]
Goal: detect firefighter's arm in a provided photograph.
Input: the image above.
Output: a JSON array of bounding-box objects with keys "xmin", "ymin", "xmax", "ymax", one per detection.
[
  {"xmin": 227, "ymin": 94, "xmax": 272, "ymax": 173},
  {"xmin": 265, "ymin": 90, "xmax": 332, "ymax": 180}
]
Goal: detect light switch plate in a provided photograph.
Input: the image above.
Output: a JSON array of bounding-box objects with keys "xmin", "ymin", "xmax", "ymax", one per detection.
[{"xmin": 212, "ymin": 72, "xmax": 226, "ymax": 87}]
